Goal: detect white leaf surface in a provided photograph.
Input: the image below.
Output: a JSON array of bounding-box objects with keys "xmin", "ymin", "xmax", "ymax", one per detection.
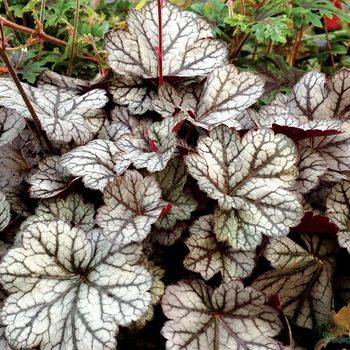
[
  {"xmin": 20, "ymin": 193, "xmax": 95, "ymax": 233},
  {"xmin": 0, "ymin": 108, "xmax": 25, "ymax": 147},
  {"xmin": 253, "ymin": 234, "xmax": 337, "ymax": 329},
  {"xmin": 0, "ymin": 192, "xmax": 10, "ymax": 232},
  {"xmin": 99, "ymin": 107, "xmax": 138, "ymax": 142},
  {"xmin": 96, "ymin": 170, "xmax": 165, "ymax": 244},
  {"xmin": 184, "ymin": 215, "xmax": 255, "ymax": 280},
  {"xmin": 161, "ymin": 280, "xmax": 283, "ymax": 350},
  {"xmin": 59, "ymin": 140, "xmax": 120, "ymax": 191},
  {"xmin": 293, "ymin": 148, "xmax": 327, "ymax": 194},
  {"xmin": 0, "ymin": 78, "xmax": 108, "ymax": 144},
  {"xmin": 105, "ymin": 1, "xmax": 227, "ymax": 78},
  {"xmin": 0, "ymin": 220, "xmax": 152, "ymax": 349},
  {"xmin": 28, "ymin": 156, "xmax": 75, "ymax": 198},
  {"xmin": 186, "ymin": 126, "xmax": 303, "ymax": 250},
  {"xmin": 115, "ymin": 116, "xmax": 180, "ymax": 172},
  {"xmin": 154, "ymin": 157, "xmax": 197, "ymax": 229},
  {"xmin": 110, "ymin": 76, "xmax": 155, "ymax": 114},
  {"xmin": 192, "ymin": 65, "xmax": 265, "ymax": 129},
  {"xmin": 326, "ymin": 180, "xmax": 350, "ymax": 252}
]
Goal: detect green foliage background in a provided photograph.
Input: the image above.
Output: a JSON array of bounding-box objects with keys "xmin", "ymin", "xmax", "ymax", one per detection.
[{"xmin": 0, "ymin": 0, "xmax": 349, "ymax": 86}]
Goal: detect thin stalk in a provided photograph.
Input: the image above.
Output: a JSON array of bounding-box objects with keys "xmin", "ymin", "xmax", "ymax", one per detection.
[
  {"xmin": 322, "ymin": 18, "xmax": 335, "ymax": 68},
  {"xmin": 287, "ymin": 24, "xmax": 303, "ymax": 66},
  {"xmin": 67, "ymin": 0, "xmax": 80, "ymax": 76},
  {"xmin": 157, "ymin": 0, "xmax": 164, "ymax": 86},
  {"xmin": 0, "ymin": 16, "xmax": 99, "ymax": 64},
  {"xmin": 239, "ymin": 0, "xmax": 246, "ymax": 15},
  {"xmin": 2, "ymin": 0, "xmax": 22, "ymax": 42},
  {"xmin": 0, "ymin": 26, "xmax": 56, "ymax": 154}
]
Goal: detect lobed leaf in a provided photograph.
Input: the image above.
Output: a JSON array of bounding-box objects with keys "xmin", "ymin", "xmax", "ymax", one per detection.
[
  {"xmin": 96, "ymin": 170, "xmax": 165, "ymax": 244},
  {"xmin": 161, "ymin": 280, "xmax": 283, "ymax": 350}
]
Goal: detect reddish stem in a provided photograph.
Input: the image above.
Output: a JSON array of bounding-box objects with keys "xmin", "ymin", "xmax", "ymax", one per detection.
[{"xmin": 157, "ymin": 0, "xmax": 164, "ymax": 86}]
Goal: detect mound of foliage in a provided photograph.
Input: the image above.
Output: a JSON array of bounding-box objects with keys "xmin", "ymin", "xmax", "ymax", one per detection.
[{"xmin": 0, "ymin": 1, "xmax": 350, "ymax": 349}]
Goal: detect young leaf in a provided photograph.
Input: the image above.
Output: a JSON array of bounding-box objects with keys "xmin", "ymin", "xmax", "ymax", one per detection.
[
  {"xmin": 185, "ymin": 126, "xmax": 303, "ymax": 250},
  {"xmin": 105, "ymin": 1, "xmax": 227, "ymax": 78},
  {"xmin": 27, "ymin": 156, "xmax": 75, "ymax": 198},
  {"xmin": 184, "ymin": 215, "xmax": 255, "ymax": 281},
  {"xmin": 0, "ymin": 220, "xmax": 152, "ymax": 349},
  {"xmin": 59, "ymin": 140, "xmax": 120, "ymax": 191},
  {"xmin": 161, "ymin": 280, "xmax": 283, "ymax": 350},
  {"xmin": 96, "ymin": 170, "xmax": 165, "ymax": 244},
  {"xmin": 0, "ymin": 79, "xmax": 108, "ymax": 144},
  {"xmin": 99, "ymin": 107, "xmax": 138, "ymax": 142},
  {"xmin": 253, "ymin": 233, "xmax": 337, "ymax": 329},
  {"xmin": 154, "ymin": 157, "xmax": 197, "ymax": 229},
  {"xmin": 0, "ymin": 191, "xmax": 10, "ymax": 232},
  {"xmin": 326, "ymin": 180, "xmax": 350, "ymax": 252},
  {"xmin": 110, "ymin": 76, "xmax": 156, "ymax": 115},
  {"xmin": 115, "ymin": 116, "xmax": 181, "ymax": 173},
  {"xmin": 0, "ymin": 108, "xmax": 26, "ymax": 147}
]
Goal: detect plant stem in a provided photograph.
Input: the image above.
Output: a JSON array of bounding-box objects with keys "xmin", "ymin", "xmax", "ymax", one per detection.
[
  {"xmin": 2, "ymin": 0, "xmax": 22, "ymax": 42},
  {"xmin": 157, "ymin": 0, "xmax": 164, "ymax": 86},
  {"xmin": 0, "ymin": 16, "xmax": 99, "ymax": 64},
  {"xmin": 0, "ymin": 31, "xmax": 56, "ymax": 154},
  {"xmin": 239, "ymin": 0, "xmax": 246, "ymax": 15},
  {"xmin": 67, "ymin": 0, "xmax": 80, "ymax": 76},
  {"xmin": 0, "ymin": 16, "xmax": 66, "ymax": 46},
  {"xmin": 287, "ymin": 24, "xmax": 303, "ymax": 66},
  {"xmin": 322, "ymin": 18, "xmax": 335, "ymax": 68}
]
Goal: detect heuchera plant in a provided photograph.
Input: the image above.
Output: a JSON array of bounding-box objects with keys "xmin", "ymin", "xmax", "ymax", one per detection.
[{"xmin": 0, "ymin": 1, "xmax": 350, "ymax": 349}]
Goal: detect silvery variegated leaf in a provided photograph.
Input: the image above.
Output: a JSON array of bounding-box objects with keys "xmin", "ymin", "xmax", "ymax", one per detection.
[
  {"xmin": 99, "ymin": 107, "xmax": 138, "ymax": 142},
  {"xmin": 282, "ymin": 69, "xmax": 350, "ymax": 122},
  {"xmin": 0, "ymin": 145, "xmax": 32, "ymax": 188},
  {"xmin": 0, "ymin": 78, "xmax": 108, "ymax": 144},
  {"xmin": 0, "ymin": 220, "xmax": 152, "ymax": 349},
  {"xmin": 1, "ymin": 184, "xmax": 31, "ymax": 217},
  {"xmin": 0, "ymin": 108, "xmax": 25, "ymax": 147},
  {"xmin": 293, "ymin": 148, "xmax": 327, "ymax": 194},
  {"xmin": 27, "ymin": 156, "xmax": 76, "ymax": 198},
  {"xmin": 325, "ymin": 68, "xmax": 350, "ymax": 120},
  {"xmin": 288, "ymin": 71, "xmax": 331, "ymax": 120},
  {"xmin": 152, "ymin": 82, "xmax": 202, "ymax": 117},
  {"xmin": 186, "ymin": 126, "xmax": 303, "ymax": 250},
  {"xmin": 37, "ymin": 69, "xmax": 93, "ymax": 93},
  {"xmin": 131, "ymin": 259, "xmax": 165, "ymax": 329},
  {"xmin": 150, "ymin": 223, "xmax": 186, "ymax": 247},
  {"xmin": 184, "ymin": 215, "xmax": 255, "ymax": 281},
  {"xmin": 252, "ymin": 101, "xmax": 343, "ymax": 141},
  {"xmin": 115, "ymin": 116, "xmax": 181, "ymax": 173},
  {"xmin": 301, "ymin": 133, "xmax": 350, "ymax": 181},
  {"xmin": 0, "ymin": 192, "xmax": 10, "ymax": 232},
  {"xmin": 161, "ymin": 280, "xmax": 283, "ymax": 350},
  {"xmin": 326, "ymin": 180, "xmax": 350, "ymax": 252},
  {"xmin": 105, "ymin": 1, "xmax": 227, "ymax": 78},
  {"xmin": 20, "ymin": 193, "xmax": 95, "ymax": 233},
  {"xmin": 190, "ymin": 65, "xmax": 265, "ymax": 129},
  {"xmin": 154, "ymin": 157, "xmax": 197, "ymax": 229},
  {"xmin": 59, "ymin": 140, "xmax": 120, "ymax": 191},
  {"xmin": 253, "ymin": 234, "xmax": 337, "ymax": 329},
  {"xmin": 96, "ymin": 170, "xmax": 165, "ymax": 244},
  {"xmin": 110, "ymin": 76, "xmax": 156, "ymax": 114}
]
